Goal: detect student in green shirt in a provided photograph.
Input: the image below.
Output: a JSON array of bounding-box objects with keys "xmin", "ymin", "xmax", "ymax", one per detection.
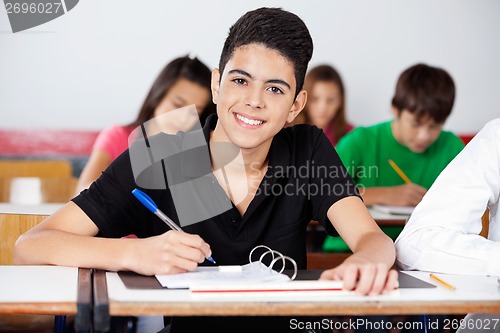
[{"xmin": 324, "ymin": 63, "xmax": 464, "ymax": 252}]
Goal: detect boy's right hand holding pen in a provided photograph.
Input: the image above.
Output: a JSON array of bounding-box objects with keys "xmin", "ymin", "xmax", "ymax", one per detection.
[
  {"xmin": 128, "ymin": 188, "xmax": 214, "ymax": 276},
  {"xmin": 126, "ymin": 229, "xmax": 213, "ymax": 276}
]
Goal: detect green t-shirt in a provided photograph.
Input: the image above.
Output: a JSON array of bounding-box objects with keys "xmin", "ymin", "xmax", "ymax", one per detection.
[{"xmin": 323, "ymin": 120, "xmax": 464, "ymax": 252}]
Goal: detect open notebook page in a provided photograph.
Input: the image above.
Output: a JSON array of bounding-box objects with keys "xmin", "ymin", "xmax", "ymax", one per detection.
[
  {"xmin": 156, "ymin": 262, "xmax": 290, "ymax": 289},
  {"xmin": 371, "ymin": 204, "xmax": 414, "ymax": 216}
]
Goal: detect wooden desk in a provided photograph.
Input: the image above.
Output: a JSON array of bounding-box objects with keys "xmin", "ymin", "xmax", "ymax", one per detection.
[
  {"xmin": 368, "ymin": 207, "xmax": 409, "ymax": 226},
  {"xmin": 308, "ymin": 208, "xmax": 408, "ymax": 230},
  {"xmin": 0, "ymin": 266, "xmax": 92, "ymax": 331},
  {"xmin": 96, "ymin": 270, "xmax": 500, "ymax": 318},
  {"xmin": 306, "ymin": 208, "xmax": 408, "ymax": 252}
]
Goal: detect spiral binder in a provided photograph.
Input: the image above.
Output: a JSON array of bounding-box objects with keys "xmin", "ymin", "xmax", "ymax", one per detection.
[{"xmin": 249, "ymin": 245, "xmax": 298, "ymax": 280}]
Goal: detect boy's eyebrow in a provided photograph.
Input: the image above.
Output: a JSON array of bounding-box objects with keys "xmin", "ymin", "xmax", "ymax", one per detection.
[
  {"xmin": 228, "ymin": 69, "xmax": 291, "ymax": 90},
  {"xmin": 266, "ymin": 79, "xmax": 291, "ymax": 90}
]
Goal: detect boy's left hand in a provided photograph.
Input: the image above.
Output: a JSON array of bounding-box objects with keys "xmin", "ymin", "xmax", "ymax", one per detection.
[{"xmin": 319, "ymin": 258, "xmax": 398, "ymax": 296}]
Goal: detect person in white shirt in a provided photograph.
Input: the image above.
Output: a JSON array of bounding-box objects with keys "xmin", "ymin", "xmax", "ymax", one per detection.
[{"xmin": 395, "ymin": 117, "xmax": 500, "ymax": 332}]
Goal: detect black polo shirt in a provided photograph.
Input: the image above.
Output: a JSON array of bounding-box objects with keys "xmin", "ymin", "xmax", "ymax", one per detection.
[
  {"xmin": 74, "ymin": 114, "xmax": 359, "ymax": 269},
  {"xmin": 73, "ymin": 114, "xmax": 359, "ymax": 332}
]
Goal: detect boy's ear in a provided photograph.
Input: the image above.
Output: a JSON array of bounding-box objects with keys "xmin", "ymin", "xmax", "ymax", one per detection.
[
  {"xmin": 286, "ymin": 89, "xmax": 307, "ymax": 124},
  {"xmin": 392, "ymin": 106, "xmax": 401, "ymax": 118},
  {"xmin": 211, "ymin": 68, "xmax": 221, "ymax": 104}
]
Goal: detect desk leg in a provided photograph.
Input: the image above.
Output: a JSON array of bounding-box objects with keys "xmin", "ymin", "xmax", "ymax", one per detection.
[
  {"xmin": 94, "ymin": 269, "xmax": 110, "ymax": 333},
  {"xmin": 75, "ymin": 268, "xmax": 92, "ymax": 333},
  {"xmin": 54, "ymin": 315, "xmax": 66, "ymax": 333}
]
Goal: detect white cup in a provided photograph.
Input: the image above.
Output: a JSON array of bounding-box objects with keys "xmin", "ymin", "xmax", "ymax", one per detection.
[{"xmin": 9, "ymin": 177, "xmax": 43, "ymax": 205}]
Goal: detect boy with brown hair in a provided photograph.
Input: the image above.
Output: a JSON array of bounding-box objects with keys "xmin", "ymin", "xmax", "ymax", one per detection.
[{"xmin": 324, "ymin": 63, "xmax": 464, "ymax": 252}]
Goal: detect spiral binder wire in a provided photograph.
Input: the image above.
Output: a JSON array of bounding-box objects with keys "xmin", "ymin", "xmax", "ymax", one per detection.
[{"xmin": 248, "ymin": 245, "xmax": 298, "ymax": 280}]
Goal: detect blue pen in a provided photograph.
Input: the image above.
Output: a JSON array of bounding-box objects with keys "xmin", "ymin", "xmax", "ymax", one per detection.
[{"xmin": 132, "ymin": 188, "xmax": 216, "ymax": 264}]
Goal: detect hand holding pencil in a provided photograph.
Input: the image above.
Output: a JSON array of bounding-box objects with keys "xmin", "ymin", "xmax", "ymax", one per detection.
[{"xmin": 386, "ymin": 159, "xmax": 427, "ymax": 206}]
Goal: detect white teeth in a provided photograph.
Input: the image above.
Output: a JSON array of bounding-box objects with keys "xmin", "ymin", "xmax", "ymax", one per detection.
[{"xmin": 236, "ymin": 113, "xmax": 263, "ymax": 125}]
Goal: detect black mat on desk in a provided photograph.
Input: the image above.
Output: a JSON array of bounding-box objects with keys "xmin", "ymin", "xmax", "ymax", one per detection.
[
  {"xmin": 118, "ymin": 271, "xmax": 163, "ymax": 289},
  {"xmin": 398, "ymin": 272, "xmax": 436, "ymax": 288},
  {"xmin": 118, "ymin": 270, "xmax": 435, "ymax": 290}
]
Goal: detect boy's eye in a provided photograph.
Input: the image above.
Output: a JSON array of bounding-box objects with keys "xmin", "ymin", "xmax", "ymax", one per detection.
[
  {"xmin": 268, "ymin": 86, "xmax": 283, "ymax": 94},
  {"xmin": 232, "ymin": 78, "xmax": 247, "ymax": 85}
]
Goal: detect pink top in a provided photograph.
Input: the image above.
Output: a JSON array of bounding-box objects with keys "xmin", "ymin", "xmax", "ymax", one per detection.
[
  {"xmin": 92, "ymin": 125, "xmax": 135, "ymax": 161},
  {"xmin": 323, "ymin": 123, "xmax": 354, "ymax": 147}
]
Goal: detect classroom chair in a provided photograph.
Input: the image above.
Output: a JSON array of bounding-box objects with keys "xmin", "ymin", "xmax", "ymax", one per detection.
[
  {"xmin": 480, "ymin": 210, "xmax": 489, "ymax": 238},
  {"xmin": 0, "ymin": 177, "xmax": 77, "ymax": 203},
  {"xmin": 0, "ymin": 160, "xmax": 73, "ymax": 178}
]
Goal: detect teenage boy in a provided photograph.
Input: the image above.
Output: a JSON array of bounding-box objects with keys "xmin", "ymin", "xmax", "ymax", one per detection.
[
  {"xmin": 324, "ymin": 63, "xmax": 464, "ymax": 252},
  {"xmin": 337, "ymin": 63, "xmax": 463, "ymax": 206},
  {"xmin": 15, "ymin": 7, "xmax": 397, "ymax": 331}
]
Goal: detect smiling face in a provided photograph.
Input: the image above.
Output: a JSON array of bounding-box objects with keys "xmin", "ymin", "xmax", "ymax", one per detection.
[{"xmin": 210, "ymin": 44, "xmax": 306, "ymax": 152}]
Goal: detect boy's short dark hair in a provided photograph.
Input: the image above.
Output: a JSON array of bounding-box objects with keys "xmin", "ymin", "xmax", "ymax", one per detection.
[
  {"xmin": 218, "ymin": 7, "xmax": 313, "ymax": 97},
  {"xmin": 391, "ymin": 63, "xmax": 455, "ymax": 124}
]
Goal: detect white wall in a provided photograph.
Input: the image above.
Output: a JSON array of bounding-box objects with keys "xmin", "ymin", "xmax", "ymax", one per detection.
[{"xmin": 1, "ymin": 0, "xmax": 499, "ymax": 133}]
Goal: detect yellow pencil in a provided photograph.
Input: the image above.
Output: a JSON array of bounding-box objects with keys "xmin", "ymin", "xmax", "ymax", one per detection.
[
  {"xmin": 429, "ymin": 273, "xmax": 456, "ymax": 290},
  {"xmin": 388, "ymin": 159, "xmax": 412, "ymax": 184}
]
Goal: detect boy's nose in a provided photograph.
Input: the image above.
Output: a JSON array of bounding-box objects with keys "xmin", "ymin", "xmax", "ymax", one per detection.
[
  {"xmin": 245, "ymin": 88, "xmax": 265, "ymax": 109},
  {"xmin": 416, "ymin": 129, "xmax": 432, "ymax": 142}
]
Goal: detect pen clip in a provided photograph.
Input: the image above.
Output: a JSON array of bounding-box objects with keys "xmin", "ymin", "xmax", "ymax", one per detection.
[{"xmin": 132, "ymin": 188, "xmax": 158, "ymax": 213}]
